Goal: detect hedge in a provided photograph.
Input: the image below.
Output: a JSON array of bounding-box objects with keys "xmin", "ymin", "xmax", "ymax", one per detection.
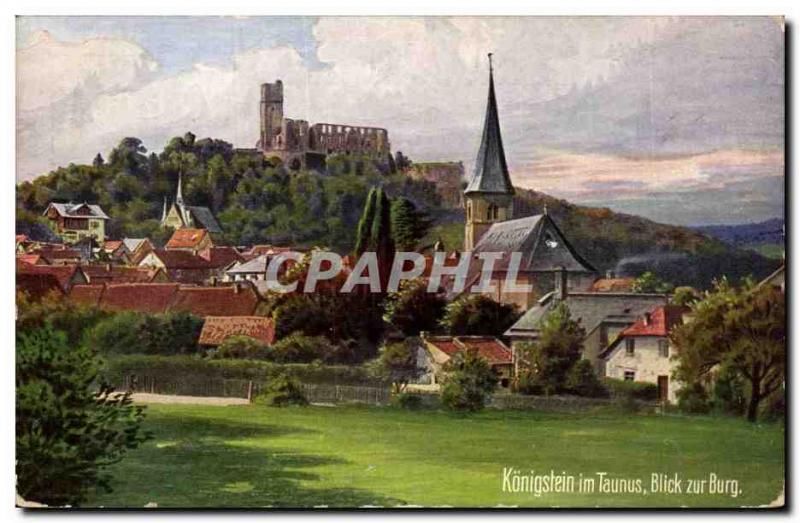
[
  {"xmin": 602, "ymin": 378, "xmax": 659, "ymax": 401},
  {"xmin": 103, "ymin": 355, "xmax": 384, "ymax": 387}
]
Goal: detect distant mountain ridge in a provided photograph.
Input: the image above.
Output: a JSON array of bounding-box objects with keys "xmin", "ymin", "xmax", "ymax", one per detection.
[{"xmin": 692, "ymin": 218, "xmax": 784, "ymax": 246}]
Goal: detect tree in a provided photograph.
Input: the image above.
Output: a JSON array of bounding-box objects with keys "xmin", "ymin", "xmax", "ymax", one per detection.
[
  {"xmin": 671, "ymin": 286, "xmax": 701, "ymax": 307},
  {"xmin": 92, "ymin": 153, "xmax": 105, "ymax": 167},
  {"xmin": 16, "ymin": 325, "xmax": 149, "ymax": 506},
  {"xmin": 390, "ymin": 197, "xmax": 430, "ymax": 251},
  {"xmin": 631, "ymin": 271, "xmax": 674, "ymax": 294},
  {"xmin": 440, "ymin": 294, "xmax": 520, "ymax": 336},
  {"xmin": 354, "ymin": 187, "xmax": 377, "ymax": 255},
  {"xmin": 269, "ymin": 333, "xmax": 332, "ymax": 363},
  {"xmin": 440, "ymin": 350, "xmax": 499, "ymax": 412},
  {"xmin": 671, "ymin": 279, "xmax": 785, "ymax": 421},
  {"xmin": 257, "ymin": 373, "xmax": 308, "ymax": 407},
  {"xmin": 371, "ymin": 340, "xmax": 424, "ymax": 394},
  {"xmin": 371, "ymin": 188, "xmax": 395, "ymax": 290},
  {"xmin": 213, "ymin": 335, "xmax": 270, "ymax": 360},
  {"xmin": 516, "ymin": 302, "xmax": 586, "ymax": 395},
  {"xmin": 383, "ymin": 278, "xmax": 446, "ymax": 336},
  {"xmin": 108, "ymin": 137, "xmax": 148, "ymax": 174},
  {"xmin": 565, "ymin": 359, "xmax": 607, "ymax": 397}
]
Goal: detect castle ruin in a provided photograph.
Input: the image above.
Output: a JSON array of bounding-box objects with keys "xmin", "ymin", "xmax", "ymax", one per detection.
[{"xmin": 257, "ymin": 80, "xmax": 391, "ymax": 170}]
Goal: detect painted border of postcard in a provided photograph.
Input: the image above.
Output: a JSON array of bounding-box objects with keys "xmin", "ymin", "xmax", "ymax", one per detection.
[{"xmin": 14, "ymin": 12, "xmax": 786, "ymax": 510}]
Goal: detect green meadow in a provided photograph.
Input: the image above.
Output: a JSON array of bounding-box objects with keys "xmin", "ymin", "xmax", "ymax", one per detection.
[{"xmin": 88, "ymin": 403, "xmax": 784, "ymax": 509}]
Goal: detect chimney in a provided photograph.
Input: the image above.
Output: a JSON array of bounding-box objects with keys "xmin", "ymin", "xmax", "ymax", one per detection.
[
  {"xmin": 233, "ymin": 282, "xmax": 240, "ymax": 294},
  {"xmin": 554, "ymin": 267, "xmax": 568, "ymax": 301}
]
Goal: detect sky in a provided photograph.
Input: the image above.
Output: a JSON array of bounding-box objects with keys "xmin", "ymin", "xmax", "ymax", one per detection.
[{"xmin": 16, "ymin": 16, "xmax": 784, "ymax": 226}]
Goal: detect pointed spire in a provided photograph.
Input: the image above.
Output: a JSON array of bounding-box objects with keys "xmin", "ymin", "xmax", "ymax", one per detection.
[
  {"xmin": 543, "ymin": 202, "xmax": 548, "ymax": 215},
  {"xmin": 176, "ymin": 170, "xmax": 184, "ymax": 207},
  {"xmin": 465, "ymin": 53, "xmax": 514, "ymax": 196}
]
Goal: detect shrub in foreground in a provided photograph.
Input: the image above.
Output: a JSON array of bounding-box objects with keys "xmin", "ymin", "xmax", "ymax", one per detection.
[
  {"xmin": 16, "ymin": 325, "xmax": 149, "ymax": 506},
  {"xmin": 603, "ymin": 378, "xmax": 659, "ymax": 401},
  {"xmin": 257, "ymin": 373, "xmax": 308, "ymax": 407},
  {"xmin": 212, "ymin": 335, "xmax": 270, "ymax": 360},
  {"xmin": 440, "ymin": 350, "xmax": 499, "ymax": 412}
]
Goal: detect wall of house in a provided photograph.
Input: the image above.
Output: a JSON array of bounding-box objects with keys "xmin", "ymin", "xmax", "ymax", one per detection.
[{"xmin": 604, "ymin": 336, "xmax": 681, "ymax": 403}]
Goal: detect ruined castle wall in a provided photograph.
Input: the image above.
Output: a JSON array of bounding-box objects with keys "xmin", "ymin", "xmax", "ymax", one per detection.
[{"xmin": 309, "ymin": 123, "xmax": 390, "ymax": 159}]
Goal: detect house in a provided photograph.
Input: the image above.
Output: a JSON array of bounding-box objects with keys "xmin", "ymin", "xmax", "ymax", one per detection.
[
  {"xmin": 161, "ymin": 173, "xmax": 222, "ymax": 233},
  {"xmin": 123, "ymin": 238, "xmax": 156, "ymax": 265},
  {"xmin": 198, "ymin": 316, "xmax": 276, "ymax": 347},
  {"xmin": 101, "ymin": 240, "xmax": 131, "ymax": 264},
  {"xmin": 600, "ymin": 305, "xmax": 690, "ymax": 403},
  {"xmin": 225, "ymin": 254, "xmax": 269, "ymax": 282},
  {"xmin": 168, "ymin": 283, "xmax": 261, "ymax": 317},
  {"xmin": 459, "ymin": 59, "xmax": 596, "ymax": 308},
  {"xmin": 505, "ymin": 276, "xmax": 669, "ymax": 375},
  {"xmin": 16, "ymin": 253, "xmax": 46, "ymax": 266},
  {"xmin": 16, "ymin": 262, "xmax": 88, "ymax": 293},
  {"xmin": 43, "ymin": 202, "xmax": 110, "ymax": 243},
  {"xmin": 31, "ymin": 245, "xmax": 83, "ymax": 265},
  {"xmin": 98, "ymin": 283, "xmax": 181, "ymax": 314},
  {"xmin": 165, "ymin": 228, "xmax": 213, "ymax": 252},
  {"xmin": 419, "ymin": 333, "xmax": 514, "ymax": 389},
  {"xmin": 80, "ymin": 264, "xmax": 170, "ymax": 284},
  {"xmin": 139, "ymin": 246, "xmax": 241, "ymax": 284}
]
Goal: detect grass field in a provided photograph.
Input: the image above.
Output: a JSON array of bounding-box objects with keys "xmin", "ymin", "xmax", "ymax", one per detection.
[{"xmin": 88, "ymin": 403, "xmax": 784, "ymax": 509}]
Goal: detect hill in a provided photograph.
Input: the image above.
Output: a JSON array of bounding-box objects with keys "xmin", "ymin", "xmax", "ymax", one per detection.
[
  {"xmin": 16, "ymin": 133, "xmax": 780, "ymax": 290},
  {"xmin": 691, "ymin": 218, "xmax": 784, "ymax": 260}
]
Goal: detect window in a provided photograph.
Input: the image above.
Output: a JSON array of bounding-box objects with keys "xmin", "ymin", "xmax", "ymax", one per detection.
[
  {"xmin": 624, "ymin": 370, "xmax": 635, "ymax": 382},
  {"xmin": 467, "ymin": 201, "xmax": 472, "ymax": 220},
  {"xmin": 625, "ymin": 338, "xmax": 635, "ymax": 356},
  {"xmin": 658, "ymin": 339, "xmax": 669, "ymax": 358}
]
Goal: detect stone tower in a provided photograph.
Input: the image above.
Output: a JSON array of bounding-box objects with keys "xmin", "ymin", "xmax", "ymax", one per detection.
[
  {"xmin": 464, "ymin": 54, "xmax": 515, "ymax": 252},
  {"xmin": 260, "ymin": 80, "xmax": 284, "ymax": 151}
]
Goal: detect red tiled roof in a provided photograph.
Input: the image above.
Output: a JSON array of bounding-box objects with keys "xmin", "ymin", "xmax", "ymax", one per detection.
[
  {"xmin": 149, "ymin": 249, "xmax": 214, "ymax": 269},
  {"xmin": 168, "ymin": 284, "xmax": 260, "ymax": 317},
  {"xmin": 17, "ymin": 262, "xmax": 84, "ymax": 290},
  {"xmin": 17, "ymin": 273, "xmax": 64, "ymax": 301},
  {"xmin": 198, "ymin": 246, "xmax": 243, "ymax": 268},
  {"xmin": 17, "ymin": 253, "xmax": 45, "ymax": 266},
  {"xmin": 621, "ymin": 305, "xmax": 688, "ymax": 337},
  {"xmin": 100, "ymin": 283, "xmax": 180, "ymax": 314},
  {"xmin": 165, "ymin": 228, "xmax": 209, "ymax": 249},
  {"xmin": 198, "ymin": 316, "xmax": 275, "ymax": 346},
  {"xmin": 589, "ymin": 277, "xmax": 635, "ymax": 293},
  {"xmin": 103, "ymin": 240, "xmax": 124, "ymax": 253},
  {"xmin": 68, "ymin": 284, "xmax": 106, "ymax": 307},
  {"xmin": 425, "ymin": 337, "xmax": 462, "ymax": 357},
  {"xmin": 35, "ymin": 247, "xmax": 82, "ymax": 263},
  {"xmin": 81, "ymin": 265, "xmax": 164, "ymax": 284},
  {"xmin": 457, "ymin": 336, "xmax": 513, "ymax": 365}
]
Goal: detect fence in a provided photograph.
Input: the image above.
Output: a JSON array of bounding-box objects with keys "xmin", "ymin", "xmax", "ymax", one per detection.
[{"xmin": 120, "ymin": 374, "xmax": 390, "ymax": 406}]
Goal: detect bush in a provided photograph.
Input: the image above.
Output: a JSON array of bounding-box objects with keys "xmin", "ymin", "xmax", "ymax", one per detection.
[
  {"xmin": 565, "ymin": 360, "xmax": 609, "ymax": 398},
  {"xmin": 440, "ymin": 350, "xmax": 499, "ymax": 412},
  {"xmin": 677, "ymin": 383, "xmax": 712, "ymax": 414},
  {"xmin": 392, "ymin": 392, "xmax": 424, "ymax": 410},
  {"xmin": 270, "ymin": 334, "xmax": 332, "ymax": 363},
  {"xmin": 86, "ymin": 311, "xmax": 202, "ymax": 356},
  {"xmin": 514, "ymin": 371, "xmax": 544, "ymax": 395},
  {"xmin": 213, "ymin": 335, "xmax": 270, "ymax": 360},
  {"xmin": 257, "ymin": 373, "xmax": 308, "ymax": 407},
  {"xmin": 711, "ymin": 367, "xmax": 747, "ymax": 416},
  {"xmin": 603, "ymin": 378, "xmax": 659, "ymax": 401},
  {"xmin": 439, "ymin": 294, "xmax": 520, "ymax": 336},
  {"xmin": 16, "ymin": 325, "xmax": 149, "ymax": 506}
]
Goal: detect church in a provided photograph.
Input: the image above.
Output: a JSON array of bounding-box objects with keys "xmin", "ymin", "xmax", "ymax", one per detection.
[
  {"xmin": 463, "ymin": 55, "xmax": 597, "ymax": 309},
  {"xmin": 161, "ymin": 173, "xmax": 223, "ymax": 234}
]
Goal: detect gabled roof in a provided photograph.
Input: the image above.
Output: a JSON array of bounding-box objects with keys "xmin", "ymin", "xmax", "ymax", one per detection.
[
  {"xmin": 227, "ymin": 254, "xmax": 268, "ymax": 274},
  {"xmin": 198, "ymin": 246, "xmax": 243, "ymax": 269},
  {"xmin": 17, "ymin": 253, "xmax": 45, "ymax": 266},
  {"xmin": 166, "ymin": 228, "xmax": 210, "ymax": 250},
  {"xmin": 81, "ymin": 265, "xmax": 166, "ymax": 284},
  {"xmin": 102, "ymin": 240, "xmax": 125, "ymax": 253},
  {"xmin": 99, "ymin": 283, "xmax": 180, "ymax": 314},
  {"xmin": 147, "ymin": 249, "xmax": 214, "ymax": 269},
  {"xmin": 506, "ymin": 291, "xmax": 669, "ymax": 338},
  {"xmin": 17, "ymin": 262, "xmax": 86, "ymax": 291},
  {"xmin": 34, "ymin": 247, "xmax": 82, "ymax": 264},
  {"xmin": 620, "ymin": 305, "xmax": 689, "ymax": 337},
  {"xmin": 471, "ymin": 213, "xmax": 596, "ymax": 274},
  {"xmin": 123, "ymin": 238, "xmax": 147, "ymax": 253},
  {"xmin": 45, "ymin": 202, "xmax": 110, "ymax": 220},
  {"xmin": 198, "ymin": 316, "xmax": 276, "ymax": 346},
  {"xmin": 168, "ymin": 284, "xmax": 261, "ymax": 317},
  {"xmin": 465, "ymin": 60, "xmax": 514, "ymax": 196},
  {"xmin": 186, "ymin": 206, "xmax": 222, "ymax": 234},
  {"xmin": 424, "ymin": 335, "xmax": 512, "ymax": 365}
]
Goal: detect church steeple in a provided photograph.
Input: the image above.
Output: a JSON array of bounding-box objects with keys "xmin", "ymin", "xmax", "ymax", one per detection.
[
  {"xmin": 176, "ymin": 171, "xmax": 185, "ymax": 207},
  {"xmin": 465, "ymin": 53, "xmax": 514, "ymax": 196},
  {"xmin": 464, "ymin": 54, "xmax": 515, "ymax": 251}
]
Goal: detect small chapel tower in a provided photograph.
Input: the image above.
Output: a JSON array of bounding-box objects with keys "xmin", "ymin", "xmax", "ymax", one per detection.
[{"xmin": 464, "ymin": 53, "xmax": 515, "ymax": 252}]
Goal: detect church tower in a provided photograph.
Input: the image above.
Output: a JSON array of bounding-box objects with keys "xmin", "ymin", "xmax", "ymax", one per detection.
[{"xmin": 464, "ymin": 54, "xmax": 515, "ymax": 252}]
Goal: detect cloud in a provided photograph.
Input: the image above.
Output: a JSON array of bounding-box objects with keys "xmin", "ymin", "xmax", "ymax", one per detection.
[{"xmin": 15, "ymin": 17, "xmax": 784, "ymax": 225}]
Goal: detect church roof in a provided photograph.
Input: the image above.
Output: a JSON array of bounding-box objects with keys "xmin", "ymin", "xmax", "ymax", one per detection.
[
  {"xmin": 472, "ymin": 214, "xmax": 596, "ymax": 273},
  {"xmin": 464, "ymin": 57, "xmax": 514, "ymax": 196},
  {"xmin": 186, "ymin": 206, "xmax": 223, "ymax": 234}
]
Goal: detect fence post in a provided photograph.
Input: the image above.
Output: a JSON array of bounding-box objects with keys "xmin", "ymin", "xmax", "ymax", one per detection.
[{"xmin": 247, "ymin": 380, "xmax": 254, "ymax": 403}]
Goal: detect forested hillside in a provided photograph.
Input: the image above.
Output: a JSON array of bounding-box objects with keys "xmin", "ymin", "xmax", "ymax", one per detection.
[{"xmin": 16, "ymin": 132, "xmax": 780, "ymax": 289}]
